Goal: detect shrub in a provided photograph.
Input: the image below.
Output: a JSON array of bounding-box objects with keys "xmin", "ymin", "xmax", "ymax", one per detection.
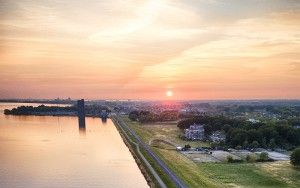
[
  {"xmin": 246, "ymin": 154, "xmax": 256, "ymax": 163},
  {"xmin": 260, "ymin": 152, "xmax": 269, "ymax": 161},
  {"xmin": 256, "ymin": 152, "xmax": 272, "ymax": 162},
  {"xmin": 227, "ymin": 155, "xmax": 234, "ymax": 163},
  {"xmin": 227, "ymin": 155, "xmax": 243, "ymax": 163},
  {"xmin": 235, "ymin": 145, "xmax": 242, "ymax": 150},
  {"xmin": 290, "ymin": 148, "xmax": 300, "ymax": 166}
]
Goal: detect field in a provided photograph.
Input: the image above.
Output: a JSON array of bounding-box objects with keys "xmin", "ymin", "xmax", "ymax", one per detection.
[
  {"xmin": 122, "ymin": 117, "xmax": 210, "ymax": 148},
  {"xmin": 122, "ymin": 116, "xmax": 300, "ymax": 188}
]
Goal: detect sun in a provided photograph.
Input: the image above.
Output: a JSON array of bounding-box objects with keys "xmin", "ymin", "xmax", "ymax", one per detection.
[{"xmin": 166, "ymin": 90, "xmax": 173, "ymax": 97}]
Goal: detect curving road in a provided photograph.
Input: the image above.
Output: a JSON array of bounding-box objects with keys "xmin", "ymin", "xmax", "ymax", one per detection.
[{"xmin": 113, "ymin": 114, "xmax": 187, "ymax": 188}]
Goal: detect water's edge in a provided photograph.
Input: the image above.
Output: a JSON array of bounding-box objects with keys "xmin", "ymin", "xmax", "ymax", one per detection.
[{"xmin": 111, "ymin": 117, "xmax": 156, "ymax": 188}]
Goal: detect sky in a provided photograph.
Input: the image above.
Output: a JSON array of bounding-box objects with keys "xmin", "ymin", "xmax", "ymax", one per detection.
[{"xmin": 0, "ymin": 0, "xmax": 299, "ymax": 100}]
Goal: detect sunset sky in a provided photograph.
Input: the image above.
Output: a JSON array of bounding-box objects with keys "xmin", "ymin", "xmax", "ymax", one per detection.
[{"xmin": 0, "ymin": 0, "xmax": 299, "ymax": 100}]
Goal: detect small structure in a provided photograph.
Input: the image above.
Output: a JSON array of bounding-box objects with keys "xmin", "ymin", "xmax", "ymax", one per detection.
[
  {"xmin": 247, "ymin": 118, "xmax": 260, "ymax": 123},
  {"xmin": 100, "ymin": 109, "xmax": 109, "ymax": 119},
  {"xmin": 210, "ymin": 131, "xmax": 226, "ymax": 142},
  {"xmin": 176, "ymin": 146, "xmax": 183, "ymax": 151},
  {"xmin": 185, "ymin": 123, "xmax": 205, "ymax": 140}
]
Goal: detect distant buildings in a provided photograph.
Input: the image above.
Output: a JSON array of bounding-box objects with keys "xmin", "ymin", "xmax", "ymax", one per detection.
[
  {"xmin": 185, "ymin": 124, "xmax": 205, "ymax": 140},
  {"xmin": 247, "ymin": 118, "xmax": 260, "ymax": 123},
  {"xmin": 210, "ymin": 131, "xmax": 226, "ymax": 142}
]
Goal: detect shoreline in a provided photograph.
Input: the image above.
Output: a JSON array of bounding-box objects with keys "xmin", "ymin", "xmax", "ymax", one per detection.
[{"xmin": 111, "ymin": 116, "xmax": 159, "ymax": 188}]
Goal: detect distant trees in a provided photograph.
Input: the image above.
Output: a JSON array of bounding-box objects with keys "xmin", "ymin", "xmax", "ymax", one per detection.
[
  {"xmin": 4, "ymin": 104, "xmax": 110, "ymax": 117},
  {"xmin": 128, "ymin": 110, "xmax": 139, "ymax": 121},
  {"xmin": 290, "ymin": 148, "xmax": 300, "ymax": 166},
  {"xmin": 128, "ymin": 110, "xmax": 179, "ymax": 123},
  {"xmin": 4, "ymin": 105, "xmax": 76, "ymax": 115}
]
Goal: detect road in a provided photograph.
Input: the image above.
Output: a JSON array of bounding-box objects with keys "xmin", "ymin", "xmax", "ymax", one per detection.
[{"xmin": 113, "ymin": 114, "xmax": 187, "ymax": 188}]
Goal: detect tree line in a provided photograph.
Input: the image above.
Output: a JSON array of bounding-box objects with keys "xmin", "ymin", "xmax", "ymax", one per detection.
[
  {"xmin": 177, "ymin": 115, "xmax": 300, "ymax": 150},
  {"xmin": 129, "ymin": 110, "xmax": 179, "ymax": 123}
]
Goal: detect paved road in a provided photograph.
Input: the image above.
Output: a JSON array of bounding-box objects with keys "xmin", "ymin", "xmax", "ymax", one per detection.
[{"xmin": 113, "ymin": 115, "xmax": 187, "ymax": 188}]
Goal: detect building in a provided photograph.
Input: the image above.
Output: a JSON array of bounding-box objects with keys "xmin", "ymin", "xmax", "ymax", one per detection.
[
  {"xmin": 184, "ymin": 123, "xmax": 205, "ymax": 140},
  {"xmin": 210, "ymin": 131, "xmax": 226, "ymax": 142},
  {"xmin": 247, "ymin": 118, "xmax": 260, "ymax": 123},
  {"xmin": 77, "ymin": 99, "xmax": 85, "ymax": 129}
]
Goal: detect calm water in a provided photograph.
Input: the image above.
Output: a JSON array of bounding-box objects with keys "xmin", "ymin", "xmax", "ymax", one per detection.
[{"xmin": 0, "ymin": 103, "xmax": 148, "ymax": 188}]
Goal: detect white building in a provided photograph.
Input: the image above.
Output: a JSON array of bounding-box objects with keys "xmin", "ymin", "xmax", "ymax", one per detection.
[
  {"xmin": 210, "ymin": 131, "xmax": 226, "ymax": 142},
  {"xmin": 185, "ymin": 123, "xmax": 205, "ymax": 140}
]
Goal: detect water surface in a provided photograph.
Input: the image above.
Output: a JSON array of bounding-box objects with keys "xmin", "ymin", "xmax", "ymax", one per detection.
[{"xmin": 0, "ymin": 103, "xmax": 148, "ymax": 188}]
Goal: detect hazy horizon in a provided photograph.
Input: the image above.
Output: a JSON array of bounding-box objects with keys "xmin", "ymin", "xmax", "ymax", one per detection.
[{"xmin": 1, "ymin": 0, "xmax": 300, "ymax": 100}]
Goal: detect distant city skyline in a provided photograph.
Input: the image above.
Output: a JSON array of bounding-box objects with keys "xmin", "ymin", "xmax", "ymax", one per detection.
[{"xmin": 0, "ymin": 0, "xmax": 299, "ymax": 100}]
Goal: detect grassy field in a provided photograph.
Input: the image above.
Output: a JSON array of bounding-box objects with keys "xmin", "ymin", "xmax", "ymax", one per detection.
[
  {"xmin": 122, "ymin": 117, "xmax": 210, "ymax": 148},
  {"xmin": 256, "ymin": 161, "xmax": 300, "ymax": 188},
  {"xmin": 122, "ymin": 116, "xmax": 300, "ymax": 188}
]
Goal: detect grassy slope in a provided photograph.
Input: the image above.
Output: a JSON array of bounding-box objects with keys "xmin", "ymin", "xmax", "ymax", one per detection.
[
  {"xmin": 122, "ymin": 116, "xmax": 300, "ymax": 188},
  {"xmin": 256, "ymin": 161, "xmax": 300, "ymax": 188},
  {"xmin": 118, "ymin": 117, "xmax": 177, "ymax": 188}
]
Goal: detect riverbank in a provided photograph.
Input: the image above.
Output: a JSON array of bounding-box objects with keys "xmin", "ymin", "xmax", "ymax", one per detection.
[{"xmin": 111, "ymin": 116, "xmax": 159, "ymax": 188}]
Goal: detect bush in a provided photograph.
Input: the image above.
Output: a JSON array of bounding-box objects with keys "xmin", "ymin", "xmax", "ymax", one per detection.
[
  {"xmin": 227, "ymin": 155, "xmax": 242, "ymax": 163},
  {"xmin": 256, "ymin": 152, "xmax": 274, "ymax": 162},
  {"xmin": 227, "ymin": 156, "xmax": 234, "ymax": 163},
  {"xmin": 291, "ymin": 148, "xmax": 300, "ymax": 166},
  {"xmin": 235, "ymin": 145, "xmax": 242, "ymax": 150},
  {"xmin": 246, "ymin": 154, "xmax": 256, "ymax": 163},
  {"xmin": 184, "ymin": 144, "xmax": 191, "ymax": 149},
  {"xmin": 260, "ymin": 152, "xmax": 269, "ymax": 161}
]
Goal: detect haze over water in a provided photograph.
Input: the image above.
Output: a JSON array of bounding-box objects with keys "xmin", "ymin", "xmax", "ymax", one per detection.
[{"xmin": 0, "ymin": 103, "xmax": 148, "ymax": 188}]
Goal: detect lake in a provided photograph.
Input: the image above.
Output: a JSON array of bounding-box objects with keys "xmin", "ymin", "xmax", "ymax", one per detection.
[{"xmin": 0, "ymin": 103, "xmax": 148, "ymax": 188}]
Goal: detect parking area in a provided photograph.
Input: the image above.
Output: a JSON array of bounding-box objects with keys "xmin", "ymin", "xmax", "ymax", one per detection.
[{"xmin": 180, "ymin": 149, "xmax": 290, "ymax": 163}]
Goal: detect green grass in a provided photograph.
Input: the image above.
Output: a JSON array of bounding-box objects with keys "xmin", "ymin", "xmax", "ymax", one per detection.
[
  {"xmin": 199, "ymin": 163, "xmax": 288, "ymax": 188},
  {"xmin": 122, "ymin": 116, "xmax": 300, "ymax": 188},
  {"xmin": 122, "ymin": 116, "xmax": 210, "ymax": 147},
  {"xmin": 256, "ymin": 161, "xmax": 300, "ymax": 188},
  {"xmin": 139, "ymin": 147, "xmax": 177, "ymax": 188},
  {"xmin": 153, "ymin": 148, "xmax": 220, "ymax": 188},
  {"xmin": 114, "ymin": 116, "xmax": 177, "ymax": 188}
]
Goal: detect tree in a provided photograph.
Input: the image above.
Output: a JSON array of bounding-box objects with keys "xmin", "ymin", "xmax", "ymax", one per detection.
[
  {"xmin": 290, "ymin": 148, "xmax": 300, "ymax": 166},
  {"xmin": 250, "ymin": 141, "xmax": 260, "ymax": 149},
  {"xmin": 269, "ymin": 138, "xmax": 276, "ymax": 149},
  {"xmin": 235, "ymin": 145, "xmax": 242, "ymax": 150},
  {"xmin": 261, "ymin": 137, "xmax": 267, "ymax": 148},
  {"xmin": 243, "ymin": 140, "xmax": 249, "ymax": 149},
  {"xmin": 259, "ymin": 152, "xmax": 269, "ymax": 161},
  {"xmin": 184, "ymin": 144, "xmax": 191, "ymax": 149},
  {"xmin": 128, "ymin": 111, "xmax": 139, "ymax": 121}
]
